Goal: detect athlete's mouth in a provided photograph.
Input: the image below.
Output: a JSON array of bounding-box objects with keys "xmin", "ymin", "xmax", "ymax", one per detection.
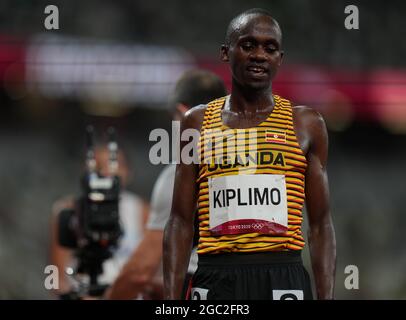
[{"xmin": 246, "ymin": 65, "xmax": 268, "ymax": 75}]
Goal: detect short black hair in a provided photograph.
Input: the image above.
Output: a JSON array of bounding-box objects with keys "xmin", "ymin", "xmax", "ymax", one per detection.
[
  {"xmin": 170, "ymin": 69, "xmax": 227, "ymax": 109},
  {"xmin": 225, "ymin": 8, "xmax": 281, "ymax": 45}
]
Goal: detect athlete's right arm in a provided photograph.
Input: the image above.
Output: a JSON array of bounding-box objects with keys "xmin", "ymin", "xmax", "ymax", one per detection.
[{"xmin": 163, "ymin": 106, "xmax": 206, "ymax": 300}]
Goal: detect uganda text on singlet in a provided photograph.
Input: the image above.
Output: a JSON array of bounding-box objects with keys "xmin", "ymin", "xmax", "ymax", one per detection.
[{"xmin": 197, "ymin": 95, "xmax": 307, "ymax": 254}]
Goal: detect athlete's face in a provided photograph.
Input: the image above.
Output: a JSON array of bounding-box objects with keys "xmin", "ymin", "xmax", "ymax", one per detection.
[{"xmin": 221, "ymin": 15, "xmax": 284, "ymax": 91}]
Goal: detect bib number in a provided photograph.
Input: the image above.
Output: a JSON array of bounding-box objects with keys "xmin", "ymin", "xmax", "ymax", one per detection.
[{"xmin": 208, "ymin": 174, "xmax": 288, "ymax": 235}]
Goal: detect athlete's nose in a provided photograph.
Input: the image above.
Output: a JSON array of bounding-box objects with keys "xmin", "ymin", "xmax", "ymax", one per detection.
[{"xmin": 249, "ymin": 46, "xmax": 267, "ymax": 62}]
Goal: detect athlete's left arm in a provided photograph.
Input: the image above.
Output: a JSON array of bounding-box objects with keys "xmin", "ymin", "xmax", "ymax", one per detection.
[{"xmin": 304, "ymin": 110, "xmax": 336, "ymax": 300}]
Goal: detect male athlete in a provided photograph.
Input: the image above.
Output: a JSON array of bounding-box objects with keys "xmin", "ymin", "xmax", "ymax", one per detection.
[{"xmin": 163, "ymin": 8, "xmax": 336, "ymax": 300}]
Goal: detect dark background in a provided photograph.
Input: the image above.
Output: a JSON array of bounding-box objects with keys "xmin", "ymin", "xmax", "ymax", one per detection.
[{"xmin": 0, "ymin": 0, "xmax": 405, "ymax": 299}]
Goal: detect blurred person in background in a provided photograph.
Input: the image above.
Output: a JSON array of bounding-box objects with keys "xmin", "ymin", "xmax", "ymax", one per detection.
[
  {"xmin": 104, "ymin": 69, "xmax": 227, "ymax": 299},
  {"xmin": 49, "ymin": 145, "xmax": 150, "ymax": 299}
]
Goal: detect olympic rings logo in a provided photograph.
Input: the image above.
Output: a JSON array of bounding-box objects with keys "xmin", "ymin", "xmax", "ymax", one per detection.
[{"xmin": 251, "ymin": 223, "xmax": 264, "ymax": 230}]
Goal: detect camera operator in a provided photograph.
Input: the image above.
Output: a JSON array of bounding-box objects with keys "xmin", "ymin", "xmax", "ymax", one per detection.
[
  {"xmin": 49, "ymin": 145, "xmax": 149, "ymax": 299},
  {"xmin": 104, "ymin": 70, "xmax": 227, "ymax": 299}
]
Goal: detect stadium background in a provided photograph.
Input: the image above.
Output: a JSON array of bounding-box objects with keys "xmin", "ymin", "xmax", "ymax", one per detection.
[{"xmin": 0, "ymin": 0, "xmax": 405, "ymax": 299}]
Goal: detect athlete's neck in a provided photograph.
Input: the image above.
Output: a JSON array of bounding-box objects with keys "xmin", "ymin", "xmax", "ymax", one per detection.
[{"xmin": 230, "ymin": 82, "xmax": 274, "ymax": 114}]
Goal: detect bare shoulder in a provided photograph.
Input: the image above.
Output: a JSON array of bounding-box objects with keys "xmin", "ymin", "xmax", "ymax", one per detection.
[
  {"xmin": 293, "ymin": 105, "xmax": 325, "ymax": 127},
  {"xmin": 182, "ymin": 104, "xmax": 208, "ymax": 131},
  {"xmin": 292, "ymin": 105, "xmax": 327, "ymax": 136},
  {"xmin": 291, "ymin": 105, "xmax": 328, "ymax": 154}
]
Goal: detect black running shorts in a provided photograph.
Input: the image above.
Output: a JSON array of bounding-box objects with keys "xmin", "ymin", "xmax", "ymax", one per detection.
[{"xmin": 188, "ymin": 251, "xmax": 313, "ymax": 300}]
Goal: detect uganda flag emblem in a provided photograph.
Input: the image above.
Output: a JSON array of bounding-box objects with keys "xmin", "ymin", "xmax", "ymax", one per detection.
[{"xmin": 265, "ymin": 130, "xmax": 286, "ymax": 144}]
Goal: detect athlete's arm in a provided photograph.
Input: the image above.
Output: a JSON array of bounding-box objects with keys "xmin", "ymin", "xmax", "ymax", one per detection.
[
  {"xmin": 301, "ymin": 109, "xmax": 336, "ymax": 299},
  {"xmin": 163, "ymin": 106, "xmax": 205, "ymax": 300},
  {"xmin": 105, "ymin": 229, "xmax": 163, "ymax": 299},
  {"xmin": 106, "ymin": 166, "xmax": 176, "ymax": 299}
]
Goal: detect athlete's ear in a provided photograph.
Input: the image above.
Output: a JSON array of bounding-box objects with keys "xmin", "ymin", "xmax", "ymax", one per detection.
[
  {"xmin": 220, "ymin": 44, "xmax": 229, "ymax": 62},
  {"xmin": 278, "ymin": 50, "xmax": 284, "ymax": 67}
]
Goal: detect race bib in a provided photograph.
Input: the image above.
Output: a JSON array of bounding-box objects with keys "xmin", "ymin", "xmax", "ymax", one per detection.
[{"xmin": 208, "ymin": 174, "xmax": 288, "ymax": 235}]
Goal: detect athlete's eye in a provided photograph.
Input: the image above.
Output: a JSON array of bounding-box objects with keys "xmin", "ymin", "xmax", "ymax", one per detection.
[
  {"xmin": 241, "ymin": 42, "xmax": 254, "ymax": 51},
  {"xmin": 265, "ymin": 45, "xmax": 278, "ymax": 53}
]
